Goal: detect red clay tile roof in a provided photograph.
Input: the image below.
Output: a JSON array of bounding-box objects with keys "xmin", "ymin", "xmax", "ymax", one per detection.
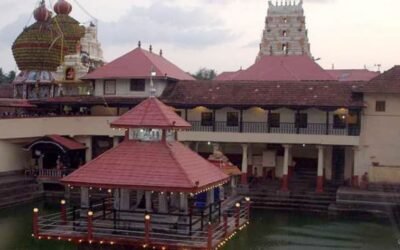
[
  {"xmin": 25, "ymin": 135, "xmax": 86, "ymax": 151},
  {"xmin": 326, "ymin": 69, "xmax": 379, "ymax": 82},
  {"xmin": 230, "ymin": 55, "xmax": 334, "ymax": 81},
  {"xmin": 111, "ymin": 97, "xmax": 191, "ymax": 129},
  {"xmin": 31, "ymin": 96, "xmax": 146, "ymax": 106},
  {"xmin": 82, "ymin": 48, "xmax": 195, "ymax": 81},
  {"xmin": 357, "ymin": 66, "xmax": 400, "ymax": 93},
  {"xmin": 48, "ymin": 135, "xmax": 86, "ymax": 150},
  {"xmin": 161, "ymin": 80, "xmax": 364, "ymax": 109},
  {"xmin": 61, "ymin": 140, "xmax": 229, "ymax": 192},
  {"xmin": 214, "ymin": 70, "xmax": 243, "ymax": 81}
]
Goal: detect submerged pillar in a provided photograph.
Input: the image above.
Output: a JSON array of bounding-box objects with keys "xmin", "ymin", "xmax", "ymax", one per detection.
[{"xmin": 316, "ymin": 145, "xmax": 324, "ymax": 193}]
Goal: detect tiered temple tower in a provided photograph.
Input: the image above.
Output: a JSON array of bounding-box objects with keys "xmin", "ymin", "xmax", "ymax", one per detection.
[{"xmin": 258, "ymin": 0, "xmax": 311, "ymax": 59}]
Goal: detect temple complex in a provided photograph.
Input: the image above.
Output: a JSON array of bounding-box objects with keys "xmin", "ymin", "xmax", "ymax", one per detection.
[{"xmin": 0, "ymin": 1, "xmax": 396, "ymax": 247}]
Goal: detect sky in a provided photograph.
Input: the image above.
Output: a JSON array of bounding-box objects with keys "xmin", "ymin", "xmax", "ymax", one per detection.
[{"xmin": 0, "ymin": 0, "xmax": 399, "ymax": 74}]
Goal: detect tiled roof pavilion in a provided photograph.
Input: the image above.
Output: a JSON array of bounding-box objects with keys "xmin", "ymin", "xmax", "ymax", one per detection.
[{"xmin": 62, "ymin": 97, "xmax": 228, "ymax": 192}]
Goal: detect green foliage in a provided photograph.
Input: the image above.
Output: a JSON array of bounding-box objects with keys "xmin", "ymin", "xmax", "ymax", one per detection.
[
  {"xmin": 192, "ymin": 68, "xmax": 217, "ymax": 81},
  {"xmin": 0, "ymin": 68, "xmax": 16, "ymax": 84}
]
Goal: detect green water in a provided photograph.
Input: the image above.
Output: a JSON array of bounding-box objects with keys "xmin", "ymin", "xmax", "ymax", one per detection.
[{"xmin": 0, "ymin": 202, "xmax": 398, "ymax": 250}]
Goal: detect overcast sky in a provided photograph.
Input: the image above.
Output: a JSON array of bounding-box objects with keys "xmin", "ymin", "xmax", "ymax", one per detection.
[{"xmin": 0, "ymin": 0, "xmax": 399, "ymax": 74}]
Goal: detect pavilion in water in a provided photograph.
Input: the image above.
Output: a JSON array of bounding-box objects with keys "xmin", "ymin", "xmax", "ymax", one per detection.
[{"xmin": 33, "ymin": 95, "xmax": 250, "ymax": 249}]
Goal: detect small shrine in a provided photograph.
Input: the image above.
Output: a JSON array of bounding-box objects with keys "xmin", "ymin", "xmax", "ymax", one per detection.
[{"xmin": 32, "ymin": 95, "xmax": 250, "ymax": 249}]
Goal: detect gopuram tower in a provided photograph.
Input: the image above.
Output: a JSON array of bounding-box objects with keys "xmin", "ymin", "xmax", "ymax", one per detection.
[{"xmin": 257, "ymin": 0, "xmax": 311, "ymax": 59}]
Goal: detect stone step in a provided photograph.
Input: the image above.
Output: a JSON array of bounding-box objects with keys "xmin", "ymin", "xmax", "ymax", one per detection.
[
  {"xmin": 252, "ymin": 206, "xmax": 326, "ymax": 213},
  {"xmin": 251, "ymin": 197, "xmax": 332, "ymax": 205},
  {"xmin": 0, "ymin": 183, "xmax": 40, "ymax": 196},
  {"xmin": 0, "ymin": 177, "xmax": 36, "ymax": 189},
  {"xmin": 0, "ymin": 191, "xmax": 43, "ymax": 209},
  {"xmin": 249, "ymin": 191, "xmax": 336, "ymax": 199},
  {"xmin": 252, "ymin": 202, "xmax": 329, "ymax": 211}
]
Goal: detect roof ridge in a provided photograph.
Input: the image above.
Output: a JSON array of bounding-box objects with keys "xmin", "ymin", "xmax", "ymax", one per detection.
[
  {"xmin": 167, "ymin": 142, "xmax": 196, "ymax": 188},
  {"xmin": 154, "ymin": 98, "xmax": 174, "ymax": 126},
  {"xmin": 280, "ymin": 59, "xmax": 299, "ymax": 81}
]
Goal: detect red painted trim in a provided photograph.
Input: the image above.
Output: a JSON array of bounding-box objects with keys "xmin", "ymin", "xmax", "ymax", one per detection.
[
  {"xmin": 281, "ymin": 174, "xmax": 289, "ymax": 192},
  {"xmin": 33, "ymin": 211, "xmax": 39, "ymax": 238},
  {"xmin": 207, "ymin": 224, "xmax": 213, "ymax": 250},
  {"xmin": 352, "ymin": 175, "xmax": 359, "ymax": 187},
  {"xmin": 87, "ymin": 214, "xmax": 93, "ymax": 241},
  {"xmin": 240, "ymin": 173, "xmax": 248, "ymax": 185},
  {"xmin": 61, "ymin": 204, "xmax": 67, "ymax": 225},
  {"xmin": 62, "ymin": 178, "xmax": 230, "ymax": 194},
  {"xmin": 316, "ymin": 176, "xmax": 324, "ymax": 193}
]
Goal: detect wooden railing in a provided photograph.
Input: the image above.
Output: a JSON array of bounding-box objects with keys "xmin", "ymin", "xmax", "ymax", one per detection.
[
  {"xmin": 33, "ymin": 198, "xmax": 251, "ymax": 250},
  {"xmin": 189, "ymin": 121, "xmax": 361, "ymax": 136}
]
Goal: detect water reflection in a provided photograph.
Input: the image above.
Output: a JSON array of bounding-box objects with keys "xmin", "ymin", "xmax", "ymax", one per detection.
[{"xmin": 0, "ymin": 202, "xmax": 397, "ymax": 250}]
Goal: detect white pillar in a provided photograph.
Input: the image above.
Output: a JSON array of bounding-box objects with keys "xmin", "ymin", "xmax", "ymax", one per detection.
[
  {"xmin": 113, "ymin": 189, "xmax": 120, "ymax": 210},
  {"xmin": 158, "ymin": 192, "xmax": 168, "ymax": 213},
  {"xmin": 81, "ymin": 187, "xmax": 89, "ymax": 208},
  {"xmin": 194, "ymin": 142, "xmax": 200, "ymax": 152},
  {"xmin": 113, "ymin": 137, "xmax": 120, "ymax": 148},
  {"xmin": 179, "ymin": 193, "xmax": 188, "ymax": 213},
  {"xmin": 231, "ymin": 177, "xmax": 237, "ymax": 195},
  {"xmin": 283, "ymin": 145, "xmax": 291, "ymax": 176},
  {"xmin": 281, "ymin": 144, "xmax": 291, "ymax": 191},
  {"xmin": 316, "ymin": 145, "xmax": 325, "ymax": 193},
  {"xmin": 120, "ymin": 189, "xmax": 130, "ymax": 210},
  {"xmin": 85, "ymin": 137, "xmax": 92, "ymax": 162},
  {"xmin": 317, "ymin": 146, "xmax": 324, "ymax": 177},
  {"xmin": 207, "ymin": 189, "xmax": 214, "ymax": 205},
  {"xmin": 241, "ymin": 144, "xmax": 248, "ymax": 174},
  {"xmin": 145, "ymin": 191, "xmax": 152, "ymax": 211}
]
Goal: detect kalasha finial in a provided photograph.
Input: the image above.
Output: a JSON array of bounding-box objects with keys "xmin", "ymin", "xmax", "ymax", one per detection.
[
  {"xmin": 138, "ymin": 41, "xmax": 142, "ymax": 48},
  {"xmin": 54, "ymin": 0, "xmax": 72, "ymax": 15},
  {"xmin": 149, "ymin": 45, "xmax": 153, "ymax": 53},
  {"xmin": 159, "ymin": 49, "xmax": 163, "ymax": 57},
  {"xmin": 34, "ymin": 1, "xmax": 51, "ymax": 22}
]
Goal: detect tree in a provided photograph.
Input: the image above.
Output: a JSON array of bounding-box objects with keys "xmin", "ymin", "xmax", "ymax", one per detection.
[
  {"xmin": 7, "ymin": 71, "xmax": 16, "ymax": 83},
  {"xmin": 0, "ymin": 68, "xmax": 16, "ymax": 84},
  {"xmin": 192, "ymin": 68, "xmax": 217, "ymax": 81}
]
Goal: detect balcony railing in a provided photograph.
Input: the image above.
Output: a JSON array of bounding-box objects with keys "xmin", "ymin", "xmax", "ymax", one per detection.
[{"xmin": 188, "ymin": 121, "xmax": 360, "ymax": 136}]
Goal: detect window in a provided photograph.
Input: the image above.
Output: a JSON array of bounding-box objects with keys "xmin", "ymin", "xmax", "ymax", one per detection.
[
  {"xmin": 201, "ymin": 112, "xmax": 213, "ymax": 126},
  {"xmin": 375, "ymin": 101, "xmax": 386, "ymax": 112},
  {"xmin": 268, "ymin": 113, "xmax": 280, "ymax": 128},
  {"xmin": 284, "ymin": 17, "xmax": 288, "ymax": 23},
  {"xmin": 130, "ymin": 79, "xmax": 146, "ymax": 92},
  {"xmin": 295, "ymin": 113, "xmax": 308, "ymax": 128},
  {"xmin": 227, "ymin": 112, "xmax": 239, "ymax": 127},
  {"xmin": 103, "ymin": 80, "xmax": 116, "ymax": 95},
  {"xmin": 333, "ymin": 114, "xmax": 346, "ymax": 129},
  {"xmin": 283, "ymin": 30, "xmax": 287, "ymax": 37}
]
